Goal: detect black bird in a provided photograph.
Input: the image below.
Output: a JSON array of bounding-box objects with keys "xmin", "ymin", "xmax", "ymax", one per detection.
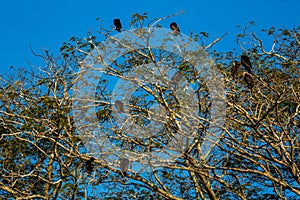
[
  {"xmin": 120, "ymin": 158, "xmax": 129, "ymax": 174},
  {"xmin": 113, "ymin": 18, "xmax": 122, "ymax": 32},
  {"xmin": 231, "ymin": 60, "xmax": 240, "ymax": 80},
  {"xmin": 86, "ymin": 157, "xmax": 95, "ymax": 175},
  {"xmin": 115, "ymin": 100, "xmax": 125, "ymax": 113},
  {"xmin": 243, "ymin": 72, "xmax": 254, "ymax": 92},
  {"xmin": 241, "ymin": 55, "xmax": 252, "ymax": 74},
  {"xmin": 170, "ymin": 22, "xmax": 180, "ymax": 34}
]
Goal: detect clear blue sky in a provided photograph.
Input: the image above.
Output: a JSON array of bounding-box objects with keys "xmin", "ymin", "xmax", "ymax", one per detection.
[{"xmin": 0, "ymin": 0, "xmax": 299, "ymax": 74}]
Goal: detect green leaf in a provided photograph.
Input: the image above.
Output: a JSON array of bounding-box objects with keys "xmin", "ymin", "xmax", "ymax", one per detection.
[
  {"xmin": 200, "ymin": 31, "xmax": 209, "ymax": 38},
  {"xmin": 282, "ymin": 29, "xmax": 290, "ymax": 36},
  {"xmin": 268, "ymin": 27, "xmax": 275, "ymax": 35}
]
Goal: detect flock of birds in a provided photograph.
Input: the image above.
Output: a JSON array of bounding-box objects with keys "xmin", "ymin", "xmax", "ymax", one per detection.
[
  {"xmin": 113, "ymin": 18, "xmax": 180, "ymax": 34},
  {"xmin": 111, "ymin": 18, "xmax": 182, "ymax": 115},
  {"xmin": 84, "ymin": 20, "xmax": 254, "ymax": 176},
  {"xmin": 113, "ymin": 18, "xmax": 253, "ymax": 91},
  {"xmin": 85, "ymin": 156, "xmax": 129, "ymax": 176}
]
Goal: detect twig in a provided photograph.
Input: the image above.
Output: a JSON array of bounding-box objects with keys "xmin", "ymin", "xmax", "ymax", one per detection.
[
  {"xmin": 205, "ymin": 32, "xmax": 228, "ymax": 50},
  {"xmin": 149, "ymin": 10, "xmax": 184, "ymax": 27}
]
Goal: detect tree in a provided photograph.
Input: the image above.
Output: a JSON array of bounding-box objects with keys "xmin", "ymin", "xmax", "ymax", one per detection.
[{"xmin": 0, "ymin": 13, "xmax": 299, "ymax": 199}]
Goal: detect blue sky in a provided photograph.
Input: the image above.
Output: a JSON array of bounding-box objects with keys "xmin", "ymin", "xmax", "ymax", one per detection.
[{"xmin": 0, "ymin": 0, "xmax": 299, "ymax": 74}]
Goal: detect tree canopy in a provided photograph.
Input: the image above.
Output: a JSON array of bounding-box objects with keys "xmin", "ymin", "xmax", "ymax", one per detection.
[{"xmin": 0, "ymin": 13, "xmax": 300, "ymax": 199}]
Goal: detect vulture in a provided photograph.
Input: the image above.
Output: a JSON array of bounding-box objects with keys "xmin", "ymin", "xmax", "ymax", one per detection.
[
  {"xmin": 86, "ymin": 157, "xmax": 95, "ymax": 175},
  {"xmin": 243, "ymin": 72, "xmax": 254, "ymax": 92},
  {"xmin": 115, "ymin": 100, "xmax": 125, "ymax": 113},
  {"xmin": 170, "ymin": 22, "xmax": 180, "ymax": 34},
  {"xmin": 241, "ymin": 55, "xmax": 252, "ymax": 74},
  {"xmin": 231, "ymin": 60, "xmax": 240, "ymax": 80},
  {"xmin": 113, "ymin": 18, "xmax": 122, "ymax": 32},
  {"xmin": 120, "ymin": 158, "xmax": 129, "ymax": 173}
]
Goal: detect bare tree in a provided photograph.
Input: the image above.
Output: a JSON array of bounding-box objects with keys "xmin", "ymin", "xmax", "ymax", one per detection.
[{"xmin": 0, "ymin": 14, "xmax": 299, "ymax": 199}]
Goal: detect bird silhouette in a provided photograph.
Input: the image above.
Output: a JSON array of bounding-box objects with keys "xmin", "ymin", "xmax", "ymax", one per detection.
[
  {"xmin": 231, "ymin": 60, "xmax": 240, "ymax": 80},
  {"xmin": 243, "ymin": 72, "xmax": 254, "ymax": 92},
  {"xmin": 86, "ymin": 157, "xmax": 95, "ymax": 175},
  {"xmin": 241, "ymin": 55, "xmax": 252, "ymax": 74},
  {"xmin": 170, "ymin": 22, "xmax": 180, "ymax": 35},
  {"xmin": 113, "ymin": 18, "xmax": 122, "ymax": 32},
  {"xmin": 115, "ymin": 100, "xmax": 125, "ymax": 113}
]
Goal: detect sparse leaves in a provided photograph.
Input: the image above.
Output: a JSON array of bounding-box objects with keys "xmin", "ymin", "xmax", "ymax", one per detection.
[{"xmin": 0, "ymin": 16, "xmax": 299, "ymax": 200}]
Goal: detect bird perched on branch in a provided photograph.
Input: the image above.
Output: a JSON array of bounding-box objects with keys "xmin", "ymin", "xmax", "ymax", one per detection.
[
  {"xmin": 231, "ymin": 60, "xmax": 240, "ymax": 80},
  {"xmin": 241, "ymin": 55, "xmax": 252, "ymax": 74},
  {"xmin": 170, "ymin": 22, "xmax": 180, "ymax": 35},
  {"xmin": 115, "ymin": 100, "xmax": 125, "ymax": 113},
  {"xmin": 243, "ymin": 72, "xmax": 254, "ymax": 92},
  {"xmin": 113, "ymin": 18, "xmax": 122, "ymax": 32},
  {"xmin": 86, "ymin": 157, "xmax": 95, "ymax": 175}
]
